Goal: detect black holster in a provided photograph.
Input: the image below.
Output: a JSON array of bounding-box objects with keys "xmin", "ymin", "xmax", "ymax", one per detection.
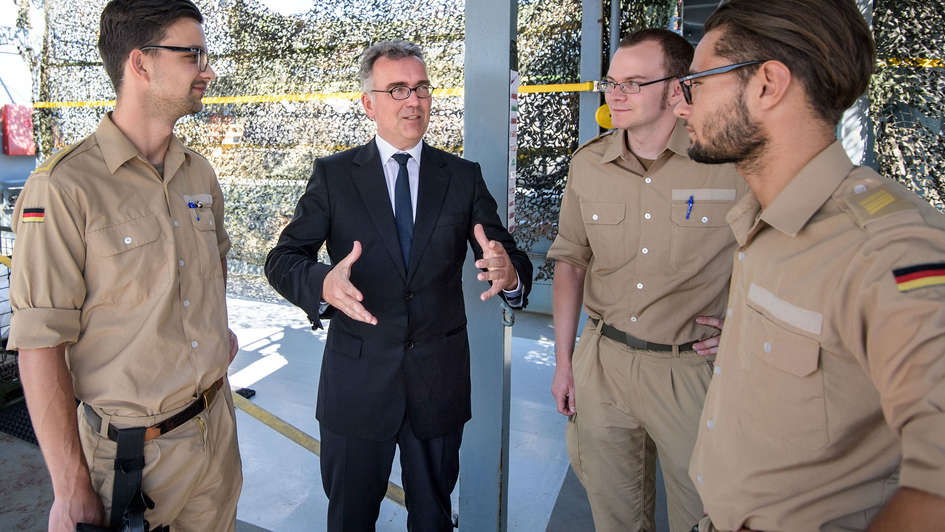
[{"xmin": 76, "ymin": 426, "xmax": 167, "ymax": 532}]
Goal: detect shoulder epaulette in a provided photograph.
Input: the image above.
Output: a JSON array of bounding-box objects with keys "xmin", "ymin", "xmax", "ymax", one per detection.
[
  {"xmin": 32, "ymin": 142, "xmax": 83, "ymax": 176},
  {"xmin": 842, "ymin": 180, "xmax": 919, "ymax": 229},
  {"xmin": 571, "ymin": 129, "xmax": 616, "ymax": 158}
]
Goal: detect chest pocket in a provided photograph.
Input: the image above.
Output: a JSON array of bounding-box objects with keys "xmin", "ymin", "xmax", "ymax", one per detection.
[
  {"xmin": 581, "ymin": 201, "xmax": 636, "ymax": 272},
  {"xmin": 742, "ymin": 294, "xmax": 827, "ymax": 450},
  {"xmin": 669, "ymin": 189, "xmax": 735, "ymax": 270},
  {"xmin": 183, "ymin": 193, "xmax": 222, "ymax": 278},
  {"xmin": 86, "ymin": 215, "xmax": 167, "ymax": 303}
]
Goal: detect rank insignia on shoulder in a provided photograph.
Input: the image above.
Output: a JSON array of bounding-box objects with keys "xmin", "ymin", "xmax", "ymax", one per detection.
[
  {"xmin": 893, "ymin": 262, "xmax": 945, "ymax": 292},
  {"xmin": 22, "ymin": 207, "xmax": 45, "ymax": 223}
]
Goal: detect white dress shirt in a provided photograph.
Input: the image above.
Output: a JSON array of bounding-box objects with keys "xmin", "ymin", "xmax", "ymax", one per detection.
[{"xmin": 373, "ymin": 135, "xmax": 522, "ymax": 298}]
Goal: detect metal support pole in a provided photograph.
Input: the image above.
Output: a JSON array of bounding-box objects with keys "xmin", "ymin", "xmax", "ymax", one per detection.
[
  {"xmin": 839, "ymin": 0, "xmax": 876, "ymax": 168},
  {"xmin": 579, "ymin": 0, "xmax": 604, "ymax": 142},
  {"xmin": 460, "ymin": 1, "xmax": 517, "ymax": 531},
  {"xmin": 610, "ymin": 0, "xmax": 621, "ymax": 56}
]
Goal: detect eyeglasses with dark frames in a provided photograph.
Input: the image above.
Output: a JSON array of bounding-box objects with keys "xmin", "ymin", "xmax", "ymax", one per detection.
[
  {"xmin": 140, "ymin": 45, "xmax": 210, "ymax": 72},
  {"xmin": 677, "ymin": 60, "xmax": 766, "ymax": 104},
  {"xmin": 371, "ymin": 85, "xmax": 434, "ymax": 100},
  {"xmin": 598, "ymin": 74, "xmax": 676, "ymax": 95}
]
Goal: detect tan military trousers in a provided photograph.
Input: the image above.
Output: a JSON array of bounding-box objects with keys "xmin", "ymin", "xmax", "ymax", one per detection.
[
  {"xmin": 78, "ymin": 381, "xmax": 242, "ymax": 531},
  {"xmin": 567, "ymin": 320, "xmax": 712, "ymax": 532}
]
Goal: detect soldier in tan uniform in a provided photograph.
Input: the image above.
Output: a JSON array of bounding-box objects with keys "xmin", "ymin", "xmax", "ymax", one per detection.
[
  {"xmin": 548, "ymin": 29, "xmax": 745, "ymax": 532},
  {"xmin": 11, "ymin": 1, "xmax": 241, "ymax": 531},
  {"xmin": 674, "ymin": 0, "xmax": 945, "ymax": 530}
]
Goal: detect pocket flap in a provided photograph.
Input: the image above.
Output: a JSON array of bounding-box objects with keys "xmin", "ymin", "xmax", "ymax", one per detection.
[
  {"xmin": 87, "ymin": 216, "xmax": 161, "ymax": 256},
  {"xmin": 749, "ymin": 306, "xmax": 821, "ymax": 377},
  {"xmin": 326, "ymin": 328, "xmax": 363, "ymax": 359},
  {"xmin": 183, "ymin": 193, "xmax": 213, "ymax": 206},
  {"xmin": 581, "ymin": 202, "xmax": 626, "ymax": 225}
]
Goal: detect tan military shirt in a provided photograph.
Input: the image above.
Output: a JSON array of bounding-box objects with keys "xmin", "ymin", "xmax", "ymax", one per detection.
[
  {"xmin": 9, "ymin": 114, "xmax": 231, "ymax": 417},
  {"xmin": 548, "ymin": 120, "xmax": 746, "ymax": 344},
  {"xmin": 691, "ymin": 142, "xmax": 945, "ymax": 531}
]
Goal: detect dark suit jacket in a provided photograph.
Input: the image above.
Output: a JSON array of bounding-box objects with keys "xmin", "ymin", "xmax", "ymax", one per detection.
[{"xmin": 265, "ymin": 140, "xmax": 532, "ymax": 441}]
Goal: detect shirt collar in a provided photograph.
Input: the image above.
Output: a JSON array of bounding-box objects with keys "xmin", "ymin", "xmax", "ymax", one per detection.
[
  {"xmin": 375, "ymin": 135, "xmax": 423, "ymax": 165},
  {"xmin": 760, "ymin": 141, "xmax": 853, "ymax": 237},
  {"xmin": 95, "ymin": 112, "xmax": 189, "ymax": 175},
  {"xmin": 727, "ymin": 141, "xmax": 854, "ymax": 245},
  {"xmin": 599, "ymin": 118, "xmax": 690, "ymax": 164}
]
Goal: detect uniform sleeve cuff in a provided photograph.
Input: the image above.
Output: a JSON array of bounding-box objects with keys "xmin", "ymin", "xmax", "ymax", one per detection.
[
  {"xmin": 8, "ymin": 308, "xmax": 81, "ymax": 350},
  {"xmin": 546, "ymin": 235, "xmax": 591, "ymax": 268},
  {"xmin": 899, "ymin": 418, "xmax": 945, "ymax": 498}
]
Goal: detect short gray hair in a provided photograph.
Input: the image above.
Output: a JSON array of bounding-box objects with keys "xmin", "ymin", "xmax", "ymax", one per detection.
[{"xmin": 359, "ymin": 40, "xmax": 425, "ymax": 92}]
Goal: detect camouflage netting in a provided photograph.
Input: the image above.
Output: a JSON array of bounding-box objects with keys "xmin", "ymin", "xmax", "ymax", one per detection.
[
  {"xmin": 17, "ymin": 0, "xmax": 943, "ymax": 290},
  {"xmin": 22, "ymin": 0, "xmax": 677, "ymax": 285},
  {"xmin": 871, "ymin": 0, "xmax": 945, "ymax": 211}
]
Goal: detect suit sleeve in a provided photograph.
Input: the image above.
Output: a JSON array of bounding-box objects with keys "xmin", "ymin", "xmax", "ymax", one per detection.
[
  {"xmin": 466, "ymin": 162, "xmax": 533, "ymax": 309},
  {"xmin": 265, "ymin": 159, "xmax": 333, "ymax": 325}
]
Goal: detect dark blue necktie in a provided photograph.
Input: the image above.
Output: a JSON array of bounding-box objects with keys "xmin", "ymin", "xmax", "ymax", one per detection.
[{"xmin": 392, "ymin": 153, "xmax": 413, "ymax": 269}]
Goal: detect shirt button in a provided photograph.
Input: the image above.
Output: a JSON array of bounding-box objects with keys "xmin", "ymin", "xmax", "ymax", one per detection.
[
  {"xmin": 701, "ymin": 216, "xmax": 709, "ymax": 224},
  {"xmin": 630, "ymin": 316, "xmax": 638, "ymax": 323},
  {"xmin": 644, "ymin": 177, "xmax": 652, "ymax": 184},
  {"xmin": 592, "ymin": 214, "xmax": 599, "ymax": 221},
  {"xmin": 406, "ymin": 340, "xmax": 415, "ymax": 350},
  {"xmin": 641, "ymin": 248, "xmax": 648, "ymax": 254},
  {"xmin": 636, "ymin": 282, "xmax": 644, "ymax": 290},
  {"xmin": 644, "ymin": 212, "xmax": 652, "ymax": 220},
  {"xmin": 727, "ymin": 308, "xmax": 733, "ymax": 318},
  {"xmin": 183, "ymin": 299, "xmax": 190, "ymax": 307},
  {"xmin": 714, "ymin": 365, "xmax": 721, "ymax": 376},
  {"xmin": 854, "ymin": 184, "xmax": 867, "ymax": 194},
  {"xmin": 191, "ymin": 340, "xmax": 198, "ymax": 349},
  {"xmin": 697, "ymin": 475, "xmax": 703, "ymax": 485},
  {"xmin": 179, "ymin": 259, "xmax": 185, "ymax": 267},
  {"xmin": 123, "ymin": 236, "xmax": 132, "ymax": 245},
  {"xmin": 764, "ymin": 341, "xmax": 772, "ymax": 353},
  {"xmin": 405, "ymin": 291, "xmax": 414, "ymax": 301},
  {"xmin": 706, "ymin": 418, "xmax": 714, "ymax": 430},
  {"xmin": 173, "ymin": 220, "xmax": 179, "ymax": 227},
  {"xmin": 738, "ymin": 252, "xmax": 745, "ymax": 261}
]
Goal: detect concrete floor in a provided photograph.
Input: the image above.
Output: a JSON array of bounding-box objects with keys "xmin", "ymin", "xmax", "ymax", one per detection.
[{"xmin": 0, "ymin": 295, "xmax": 671, "ymax": 531}]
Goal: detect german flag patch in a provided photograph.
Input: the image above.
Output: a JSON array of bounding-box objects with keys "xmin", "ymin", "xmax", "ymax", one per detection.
[
  {"xmin": 893, "ymin": 263, "xmax": 945, "ymax": 292},
  {"xmin": 22, "ymin": 207, "xmax": 45, "ymax": 223}
]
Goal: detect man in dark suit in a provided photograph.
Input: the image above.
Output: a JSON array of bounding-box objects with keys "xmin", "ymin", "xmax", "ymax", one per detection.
[{"xmin": 265, "ymin": 40, "xmax": 532, "ymax": 532}]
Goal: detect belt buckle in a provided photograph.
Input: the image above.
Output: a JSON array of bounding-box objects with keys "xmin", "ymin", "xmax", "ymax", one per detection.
[{"xmin": 201, "ymin": 380, "xmax": 220, "ymax": 410}]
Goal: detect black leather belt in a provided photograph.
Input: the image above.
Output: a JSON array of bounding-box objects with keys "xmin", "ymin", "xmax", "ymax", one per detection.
[
  {"xmin": 589, "ymin": 317, "xmax": 695, "ymax": 352},
  {"xmin": 84, "ymin": 377, "xmax": 225, "ymax": 442}
]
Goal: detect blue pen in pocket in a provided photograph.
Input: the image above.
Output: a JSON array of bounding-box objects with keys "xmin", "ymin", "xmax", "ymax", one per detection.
[
  {"xmin": 188, "ymin": 200, "xmax": 203, "ymax": 221},
  {"xmin": 686, "ymin": 195, "xmax": 694, "ymax": 220}
]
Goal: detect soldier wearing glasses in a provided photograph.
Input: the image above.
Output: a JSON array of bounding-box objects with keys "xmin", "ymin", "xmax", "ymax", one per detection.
[
  {"xmin": 548, "ymin": 29, "xmax": 745, "ymax": 532},
  {"xmin": 675, "ymin": 0, "xmax": 945, "ymax": 530},
  {"xmin": 11, "ymin": 1, "xmax": 241, "ymax": 530},
  {"xmin": 266, "ymin": 40, "xmax": 531, "ymax": 531}
]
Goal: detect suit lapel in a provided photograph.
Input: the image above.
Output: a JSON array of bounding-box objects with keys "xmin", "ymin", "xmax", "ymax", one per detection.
[
  {"xmin": 407, "ymin": 143, "xmax": 451, "ymax": 282},
  {"xmin": 351, "ymin": 141, "xmax": 407, "ymax": 280}
]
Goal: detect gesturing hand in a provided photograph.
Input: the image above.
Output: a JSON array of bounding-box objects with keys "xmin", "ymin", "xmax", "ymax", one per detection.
[
  {"xmin": 692, "ymin": 316, "xmax": 725, "ymax": 356},
  {"xmin": 322, "ymin": 241, "xmax": 377, "ymax": 325},
  {"xmin": 473, "ymin": 224, "xmax": 517, "ymax": 301}
]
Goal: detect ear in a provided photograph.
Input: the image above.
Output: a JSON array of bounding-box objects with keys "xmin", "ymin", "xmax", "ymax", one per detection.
[
  {"xmin": 753, "ymin": 60, "xmax": 792, "ymax": 111},
  {"xmin": 665, "ymin": 78, "xmax": 684, "ymax": 106},
  {"xmin": 126, "ymin": 48, "xmax": 151, "ymax": 83},
  {"xmin": 361, "ymin": 92, "xmax": 375, "ymax": 120}
]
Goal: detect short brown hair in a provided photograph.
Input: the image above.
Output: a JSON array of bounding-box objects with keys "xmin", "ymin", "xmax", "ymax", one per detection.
[
  {"xmin": 705, "ymin": 0, "xmax": 875, "ymax": 125},
  {"xmin": 98, "ymin": 0, "xmax": 203, "ymax": 92},
  {"xmin": 619, "ymin": 29, "xmax": 693, "ymax": 79}
]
